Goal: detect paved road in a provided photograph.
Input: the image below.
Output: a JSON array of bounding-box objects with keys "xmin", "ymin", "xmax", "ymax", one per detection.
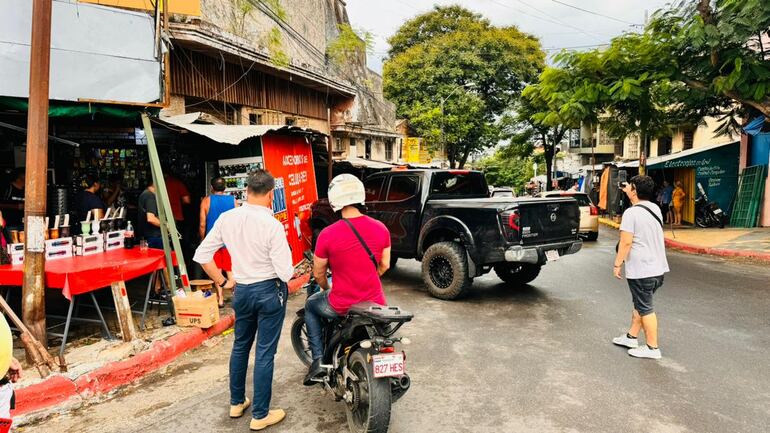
[{"xmin": 29, "ymin": 227, "xmax": 770, "ymax": 433}]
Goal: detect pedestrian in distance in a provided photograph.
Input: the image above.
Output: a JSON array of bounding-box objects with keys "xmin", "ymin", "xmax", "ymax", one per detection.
[
  {"xmin": 661, "ymin": 180, "xmax": 674, "ymax": 224},
  {"xmin": 672, "ymin": 181, "xmax": 686, "ymax": 225},
  {"xmin": 199, "ymin": 176, "xmax": 237, "ymax": 308},
  {"xmin": 613, "ymin": 175, "xmax": 669, "ymax": 359},
  {"xmin": 193, "ymin": 169, "xmax": 293, "ymax": 431}
]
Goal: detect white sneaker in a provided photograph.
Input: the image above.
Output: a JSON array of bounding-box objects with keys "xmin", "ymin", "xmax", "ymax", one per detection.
[
  {"xmin": 628, "ymin": 346, "xmax": 662, "ymax": 359},
  {"xmin": 612, "ymin": 334, "xmax": 639, "ymax": 349}
]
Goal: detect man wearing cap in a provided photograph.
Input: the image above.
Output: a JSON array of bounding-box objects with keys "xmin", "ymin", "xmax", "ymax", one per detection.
[{"xmin": 303, "ymin": 174, "xmax": 392, "ymax": 385}]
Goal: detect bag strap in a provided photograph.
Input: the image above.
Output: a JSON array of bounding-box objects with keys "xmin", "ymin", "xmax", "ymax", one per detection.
[
  {"xmin": 341, "ymin": 218, "xmax": 379, "ymax": 270},
  {"xmin": 635, "ymin": 203, "xmax": 663, "ymax": 228}
]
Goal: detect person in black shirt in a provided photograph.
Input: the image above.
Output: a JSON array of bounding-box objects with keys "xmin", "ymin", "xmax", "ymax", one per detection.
[
  {"xmin": 137, "ymin": 180, "xmax": 162, "ymax": 249},
  {"xmin": 0, "ymin": 168, "xmax": 25, "ymax": 230},
  {"xmin": 75, "ymin": 174, "xmax": 106, "ymax": 221}
]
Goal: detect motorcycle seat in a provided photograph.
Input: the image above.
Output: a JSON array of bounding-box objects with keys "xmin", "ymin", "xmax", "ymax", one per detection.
[{"xmin": 347, "ymin": 302, "xmax": 413, "ymax": 323}]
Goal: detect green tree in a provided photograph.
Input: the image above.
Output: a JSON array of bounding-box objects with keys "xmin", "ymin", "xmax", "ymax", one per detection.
[{"xmin": 383, "ymin": 6, "xmax": 544, "ymax": 168}]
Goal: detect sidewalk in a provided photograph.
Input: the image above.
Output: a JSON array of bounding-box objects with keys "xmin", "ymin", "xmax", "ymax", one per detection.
[{"xmin": 599, "ymin": 217, "xmax": 770, "ymax": 262}]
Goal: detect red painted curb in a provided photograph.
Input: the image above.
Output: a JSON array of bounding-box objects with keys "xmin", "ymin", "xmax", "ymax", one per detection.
[
  {"xmin": 13, "ymin": 313, "xmax": 235, "ymax": 417},
  {"xmin": 602, "ymin": 221, "xmax": 770, "ymax": 263},
  {"xmin": 13, "ymin": 375, "xmax": 79, "ymax": 416}
]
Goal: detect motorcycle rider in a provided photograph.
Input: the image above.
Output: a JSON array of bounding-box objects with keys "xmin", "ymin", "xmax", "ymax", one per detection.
[{"xmin": 303, "ymin": 174, "xmax": 392, "ymax": 385}]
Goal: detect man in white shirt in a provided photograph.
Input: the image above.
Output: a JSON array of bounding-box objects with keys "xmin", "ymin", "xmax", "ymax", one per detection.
[
  {"xmin": 612, "ymin": 175, "xmax": 670, "ymax": 360},
  {"xmin": 194, "ymin": 169, "xmax": 293, "ymax": 431}
]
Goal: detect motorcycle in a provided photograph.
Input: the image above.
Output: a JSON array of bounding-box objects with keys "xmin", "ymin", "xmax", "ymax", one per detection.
[
  {"xmin": 694, "ymin": 182, "xmax": 725, "ymax": 228},
  {"xmin": 291, "ymin": 261, "xmax": 413, "ymax": 433}
]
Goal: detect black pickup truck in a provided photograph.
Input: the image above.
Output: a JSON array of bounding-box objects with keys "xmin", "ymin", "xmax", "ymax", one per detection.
[{"xmin": 310, "ymin": 169, "xmax": 582, "ymax": 300}]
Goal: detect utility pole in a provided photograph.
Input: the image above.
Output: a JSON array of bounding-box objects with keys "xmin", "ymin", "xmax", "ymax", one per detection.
[{"xmin": 22, "ymin": 0, "xmax": 53, "ymax": 345}]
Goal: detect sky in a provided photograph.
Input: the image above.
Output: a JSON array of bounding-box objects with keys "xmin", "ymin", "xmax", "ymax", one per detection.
[{"xmin": 345, "ymin": 0, "xmax": 673, "ymax": 73}]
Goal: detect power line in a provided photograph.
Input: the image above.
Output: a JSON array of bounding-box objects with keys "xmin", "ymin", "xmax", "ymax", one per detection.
[
  {"xmin": 488, "ymin": 0, "xmax": 605, "ymax": 42},
  {"xmin": 549, "ymin": 0, "xmax": 637, "ymax": 26}
]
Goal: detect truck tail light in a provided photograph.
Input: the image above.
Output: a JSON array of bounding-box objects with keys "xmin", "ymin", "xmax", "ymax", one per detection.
[{"xmin": 590, "ymin": 205, "xmax": 599, "ymax": 216}]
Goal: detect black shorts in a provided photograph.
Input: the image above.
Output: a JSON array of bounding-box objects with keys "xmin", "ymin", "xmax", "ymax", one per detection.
[{"xmin": 628, "ymin": 276, "xmax": 664, "ymax": 316}]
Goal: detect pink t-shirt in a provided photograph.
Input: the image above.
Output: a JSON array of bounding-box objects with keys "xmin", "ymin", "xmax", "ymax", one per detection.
[{"xmin": 314, "ymin": 216, "xmax": 390, "ymax": 314}]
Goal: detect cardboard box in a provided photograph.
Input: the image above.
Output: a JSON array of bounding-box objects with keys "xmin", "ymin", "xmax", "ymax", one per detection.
[
  {"xmin": 104, "ymin": 231, "xmax": 125, "ymax": 251},
  {"xmin": 10, "ymin": 253, "xmax": 23, "ymax": 265},
  {"xmin": 45, "ymin": 248, "xmax": 72, "ymax": 261},
  {"xmin": 45, "ymin": 238, "xmax": 73, "ymax": 253},
  {"xmin": 75, "ymin": 234, "xmax": 102, "ymax": 247},
  {"xmin": 6, "ymin": 243, "xmax": 23, "ymax": 255},
  {"xmin": 75, "ymin": 243, "xmax": 104, "ymax": 256},
  {"xmin": 173, "ymin": 292, "xmax": 220, "ymax": 328}
]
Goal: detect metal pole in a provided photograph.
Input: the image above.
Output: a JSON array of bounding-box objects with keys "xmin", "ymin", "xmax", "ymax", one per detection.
[
  {"xmin": 327, "ymin": 108, "xmax": 333, "ymax": 183},
  {"xmin": 22, "ymin": 0, "xmax": 53, "ymax": 346}
]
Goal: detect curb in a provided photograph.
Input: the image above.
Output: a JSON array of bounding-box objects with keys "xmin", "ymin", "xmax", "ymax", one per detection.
[
  {"xmin": 12, "ymin": 313, "xmax": 235, "ymax": 418},
  {"xmin": 599, "ymin": 218, "xmax": 770, "ymax": 263}
]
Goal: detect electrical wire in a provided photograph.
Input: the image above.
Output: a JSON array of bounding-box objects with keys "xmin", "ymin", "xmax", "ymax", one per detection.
[{"xmin": 549, "ymin": 0, "xmax": 637, "ymax": 26}]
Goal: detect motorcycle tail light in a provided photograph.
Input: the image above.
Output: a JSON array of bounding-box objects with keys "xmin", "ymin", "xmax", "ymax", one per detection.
[
  {"xmin": 379, "ymin": 346, "xmax": 396, "ymax": 353},
  {"xmin": 590, "ymin": 205, "xmax": 599, "ymax": 216}
]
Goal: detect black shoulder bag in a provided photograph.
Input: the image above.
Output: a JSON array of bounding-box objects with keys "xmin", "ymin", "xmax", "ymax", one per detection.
[
  {"xmin": 341, "ymin": 218, "xmax": 379, "ymax": 270},
  {"xmin": 615, "ymin": 204, "xmax": 664, "ymax": 252}
]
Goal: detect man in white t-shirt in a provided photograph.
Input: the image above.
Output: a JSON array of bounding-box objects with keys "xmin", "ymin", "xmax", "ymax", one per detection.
[{"xmin": 612, "ymin": 175, "xmax": 670, "ymax": 359}]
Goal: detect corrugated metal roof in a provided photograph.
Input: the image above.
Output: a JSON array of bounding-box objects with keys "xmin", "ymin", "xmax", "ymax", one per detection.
[{"xmin": 158, "ymin": 113, "xmax": 326, "ymax": 145}]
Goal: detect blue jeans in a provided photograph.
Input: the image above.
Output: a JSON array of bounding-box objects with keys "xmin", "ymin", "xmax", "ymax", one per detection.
[
  {"xmin": 304, "ymin": 290, "xmax": 340, "ymax": 361},
  {"xmin": 147, "ymin": 236, "xmax": 164, "ymax": 249},
  {"xmin": 230, "ymin": 279, "xmax": 288, "ymax": 419}
]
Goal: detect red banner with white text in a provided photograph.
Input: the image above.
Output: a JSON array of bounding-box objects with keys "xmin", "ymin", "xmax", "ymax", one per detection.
[{"xmin": 261, "ymin": 134, "xmax": 318, "ymax": 264}]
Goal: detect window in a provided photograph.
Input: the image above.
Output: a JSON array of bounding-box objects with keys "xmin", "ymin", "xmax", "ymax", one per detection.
[
  {"xmin": 334, "ymin": 137, "xmax": 344, "ymax": 152},
  {"xmin": 385, "ymin": 141, "xmax": 393, "ymax": 161},
  {"xmin": 364, "ymin": 177, "xmax": 384, "ymax": 202},
  {"xmin": 248, "ymin": 113, "xmax": 262, "ymax": 125},
  {"xmin": 285, "ymin": 117, "xmax": 296, "ymax": 126},
  {"xmin": 386, "ymin": 176, "xmax": 419, "ymax": 201},
  {"xmin": 429, "ymin": 172, "xmax": 488, "ymax": 198},
  {"xmin": 365, "ymin": 139, "xmax": 372, "ymax": 160},
  {"xmin": 683, "ymin": 129, "xmax": 694, "ymax": 150},
  {"xmin": 658, "ymin": 136, "xmax": 672, "ymax": 156}
]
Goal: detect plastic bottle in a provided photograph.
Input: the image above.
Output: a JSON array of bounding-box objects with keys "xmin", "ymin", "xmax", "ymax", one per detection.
[{"xmin": 124, "ymin": 221, "xmax": 135, "ymax": 249}]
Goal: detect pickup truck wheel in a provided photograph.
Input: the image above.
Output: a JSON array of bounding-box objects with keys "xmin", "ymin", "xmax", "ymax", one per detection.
[
  {"xmin": 422, "ymin": 242, "xmax": 472, "ymax": 300},
  {"xmin": 494, "ymin": 263, "xmax": 542, "ymax": 285}
]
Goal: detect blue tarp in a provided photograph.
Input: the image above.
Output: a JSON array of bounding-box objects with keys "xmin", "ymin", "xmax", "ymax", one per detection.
[
  {"xmin": 750, "ymin": 133, "xmax": 770, "ymax": 167},
  {"xmin": 743, "ymin": 116, "xmax": 766, "ymax": 136}
]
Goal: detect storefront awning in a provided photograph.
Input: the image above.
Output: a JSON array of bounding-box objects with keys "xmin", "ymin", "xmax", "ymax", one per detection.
[
  {"xmin": 158, "ymin": 113, "xmax": 326, "ymax": 145},
  {"xmin": 620, "ymin": 141, "xmax": 738, "ymax": 169}
]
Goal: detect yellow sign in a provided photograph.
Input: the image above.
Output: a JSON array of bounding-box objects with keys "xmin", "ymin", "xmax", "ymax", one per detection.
[
  {"xmin": 79, "ymin": 0, "xmax": 201, "ymax": 16},
  {"xmin": 404, "ymin": 137, "xmax": 421, "ymax": 163}
]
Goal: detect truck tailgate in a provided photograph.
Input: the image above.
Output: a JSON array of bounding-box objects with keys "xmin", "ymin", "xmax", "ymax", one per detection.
[{"xmin": 517, "ymin": 199, "xmax": 579, "ymax": 245}]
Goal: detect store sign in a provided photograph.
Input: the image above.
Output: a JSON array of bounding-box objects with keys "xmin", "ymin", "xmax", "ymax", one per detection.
[
  {"xmin": 79, "ymin": 0, "xmax": 201, "ymax": 16},
  {"xmin": 0, "ymin": 0, "xmax": 162, "ymax": 104},
  {"xmin": 403, "ymin": 137, "xmax": 432, "ymax": 164},
  {"xmin": 653, "ymin": 142, "xmax": 740, "ymax": 213},
  {"xmin": 261, "ymin": 134, "xmax": 318, "ymax": 265}
]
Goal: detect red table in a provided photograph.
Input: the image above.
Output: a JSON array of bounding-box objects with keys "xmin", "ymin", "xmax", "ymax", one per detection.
[
  {"xmin": 0, "ymin": 248, "xmax": 170, "ymax": 355},
  {"xmin": 0, "ymin": 248, "xmax": 167, "ymax": 300}
]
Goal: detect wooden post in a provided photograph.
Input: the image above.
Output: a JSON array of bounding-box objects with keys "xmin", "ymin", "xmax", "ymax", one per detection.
[
  {"xmin": 22, "ymin": 0, "xmax": 53, "ymax": 346},
  {"xmin": 110, "ymin": 281, "xmax": 138, "ymax": 342}
]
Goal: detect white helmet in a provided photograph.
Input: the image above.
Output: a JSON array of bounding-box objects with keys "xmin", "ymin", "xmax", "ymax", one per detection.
[{"xmin": 328, "ymin": 174, "xmax": 366, "ymax": 212}]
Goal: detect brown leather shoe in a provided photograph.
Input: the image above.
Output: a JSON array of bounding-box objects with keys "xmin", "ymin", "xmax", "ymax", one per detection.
[
  {"xmin": 229, "ymin": 397, "xmax": 251, "ymax": 418},
  {"xmin": 249, "ymin": 409, "xmax": 286, "ymax": 430}
]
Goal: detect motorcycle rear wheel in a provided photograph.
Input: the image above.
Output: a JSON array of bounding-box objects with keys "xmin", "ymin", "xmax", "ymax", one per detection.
[
  {"xmin": 290, "ymin": 317, "xmax": 313, "ymax": 368},
  {"xmin": 346, "ymin": 349, "xmax": 392, "ymax": 433}
]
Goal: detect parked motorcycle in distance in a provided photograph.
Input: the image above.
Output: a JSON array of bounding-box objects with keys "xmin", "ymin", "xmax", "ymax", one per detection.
[
  {"xmin": 292, "ymin": 259, "xmax": 413, "ymax": 433},
  {"xmin": 695, "ymin": 182, "xmax": 725, "ymax": 228}
]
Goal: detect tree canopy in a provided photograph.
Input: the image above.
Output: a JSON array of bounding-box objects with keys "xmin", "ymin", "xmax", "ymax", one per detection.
[{"xmin": 383, "ymin": 6, "xmax": 544, "ymax": 168}]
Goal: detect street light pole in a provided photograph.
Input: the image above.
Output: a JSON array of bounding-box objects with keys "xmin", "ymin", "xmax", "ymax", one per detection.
[{"xmin": 22, "ymin": 0, "xmax": 53, "ymax": 346}]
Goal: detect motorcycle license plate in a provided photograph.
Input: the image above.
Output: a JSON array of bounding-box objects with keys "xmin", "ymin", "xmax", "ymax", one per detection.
[
  {"xmin": 545, "ymin": 250, "xmax": 560, "ymax": 261},
  {"xmin": 372, "ymin": 353, "xmax": 405, "ymax": 378},
  {"xmin": 713, "ymin": 209, "xmax": 723, "ymax": 215}
]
